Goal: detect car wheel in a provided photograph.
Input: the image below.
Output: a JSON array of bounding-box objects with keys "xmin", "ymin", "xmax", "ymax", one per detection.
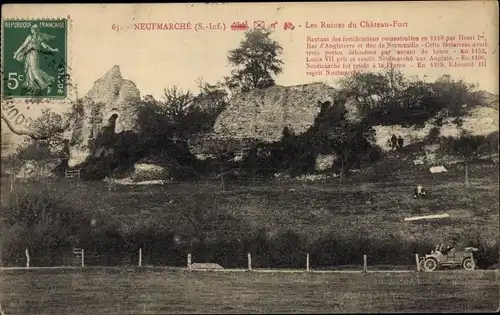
[
  {"xmin": 419, "ymin": 258, "xmax": 426, "ymax": 271},
  {"xmin": 462, "ymin": 257, "xmax": 475, "ymax": 271},
  {"xmin": 424, "ymin": 258, "xmax": 437, "ymax": 272}
]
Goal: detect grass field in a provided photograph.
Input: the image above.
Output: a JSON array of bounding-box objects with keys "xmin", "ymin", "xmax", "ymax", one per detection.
[
  {"xmin": 1, "ymin": 154, "xmax": 498, "ymax": 313},
  {"xmin": 2, "ymin": 157, "xmax": 498, "ymax": 252},
  {"xmin": 1, "ymin": 268, "xmax": 499, "ymax": 314},
  {"xmin": 1, "ymin": 156, "xmax": 498, "ymax": 268}
]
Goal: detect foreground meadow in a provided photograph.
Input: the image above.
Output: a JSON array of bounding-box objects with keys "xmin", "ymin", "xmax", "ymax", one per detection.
[{"xmin": 0, "ymin": 268, "xmax": 499, "ymax": 314}]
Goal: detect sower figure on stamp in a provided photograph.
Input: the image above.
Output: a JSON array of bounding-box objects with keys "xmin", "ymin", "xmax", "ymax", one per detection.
[{"xmin": 13, "ymin": 24, "xmax": 58, "ymax": 94}]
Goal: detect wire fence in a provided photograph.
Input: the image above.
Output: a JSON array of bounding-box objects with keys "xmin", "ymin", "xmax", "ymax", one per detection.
[{"xmin": 1, "ymin": 247, "xmax": 431, "ymax": 273}]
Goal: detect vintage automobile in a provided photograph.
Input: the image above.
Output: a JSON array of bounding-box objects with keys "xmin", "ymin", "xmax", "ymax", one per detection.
[{"xmin": 419, "ymin": 244, "xmax": 478, "ymax": 272}]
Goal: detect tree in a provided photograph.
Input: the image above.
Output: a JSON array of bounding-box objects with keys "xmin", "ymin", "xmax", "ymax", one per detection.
[
  {"xmin": 1, "ymin": 99, "xmax": 84, "ymax": 167},
  {"xmin": 337, "ymin": 71, "xmax": 393, "ymax": 117},
  {"xmin": 194, "ymin": 78, "xmax": 229, "ymax": 111},
  {"xmin": 308, "ymin": 103, "xmax": 376, "ymax": 183},
  {"xmin": 10, "ymin": 109, "xmax": 70, "ymax": 164},
  {"xmin": 430, "ymin": 75, "xmax": 482, "ymax": 119},
  {"xmin": 188, "ymin": 79, "xmax": 229, "ymax": 136},
  {"xmin": 1, "ymin": 126, "xmax": 13, "ymax": 153},
  {"xmin": 338, "ymin": 69, "xmax": 434, "ymax": 126},
  {"xmin": 30, "ymin": 109, "xmax": 69, "ymax": 154},
  {"xmin": 1, "ymin": 100, "xmax": 75, "ymax": 141},
  {"xmin": 328, "ymin": 120, "xmax": 375, "ymax": 184},
  {"xmin": 226, "ymin": 29, "xmax": 284, "ymax": 93},
  {"xmin": 337, "ymin": 69, "xmax": 487, "ymax": 127},
  {"xmin": 162, "ymin": 86, "xmax": 194, "ymax": 123},
  {"xmin": 1, "ymin": 127, "xmax": 16, "ymax": 176},
  {"xmin": 136, "ymin": 88, "xmax": 192, "ymax": 154},
  {"xmin": 441, "ymin": 130, "xmax": 485, "ymax": 187}
]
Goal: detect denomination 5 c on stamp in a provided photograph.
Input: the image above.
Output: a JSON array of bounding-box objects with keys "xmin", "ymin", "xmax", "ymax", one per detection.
[{"xmin": 2, "ymin": 19, "xmax": 68, "ymax": 99}]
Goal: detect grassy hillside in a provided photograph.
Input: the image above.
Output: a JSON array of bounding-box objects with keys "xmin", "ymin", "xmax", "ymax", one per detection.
[{"xmin": 2, "ymin": 154, "xmax": 498, "ymax": 268}]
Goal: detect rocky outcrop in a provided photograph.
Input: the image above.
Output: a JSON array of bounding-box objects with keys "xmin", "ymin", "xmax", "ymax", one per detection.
[
  {"xmin": 213, "ymin": 83, "xmax": 349, "ymax": 142},
  {"xmin": 314, "ymin": 154, "xmax": 338, "ymax": 171},
  {"xmin": 440, "ymin": 106, "xmax": 498, "ymax": 138},
  {"xmin": 373, "ymin": 106, "xmax": 499, "ymax": 152},
  {"xmin": 68, "ymin": 66, "xmax": 141, "ymax": 167}
]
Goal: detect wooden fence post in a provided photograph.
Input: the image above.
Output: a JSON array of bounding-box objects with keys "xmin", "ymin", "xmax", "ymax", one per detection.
[
  {"xmin": 187, "ymin": 253, "xmax": 192, "ymax": 271},
  {"xmin": 363, "ymin": 254, "xmax": 367, "ymax": 272},
  {"xmin": 247, "ymin": 253, "xmax": 252, "ymax": 271},
  {"xmin": 139, "ymin": 248, "xmax": 143, "ymax": 267},
  {"xmin": 25, "ymin": 248, "xmax": 30, "ymax": 268},
  {"xmin": 10, "ymin": 173, "xmax": 14, "ymax": 192},
  {"xmin": 306, "ymin": 253, "xmax": 310, "ymax": 272},
  {"xmin": 415, "ymin": 253, "xmax": 420, "ymax": 272},
  {"xmin": 81, "ymin": 249, "xmax": 85, "ymax": 267}
]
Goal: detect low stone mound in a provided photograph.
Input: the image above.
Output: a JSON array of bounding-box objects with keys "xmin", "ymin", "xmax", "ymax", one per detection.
[
  {"xmin": 104, "ymin": 177, "xmax": 166, "ymax": 186},
  {"xmin": 190, "ymin": 263, "xmax": 224, "ymax": 270},
  {"xmin": 131, "ymin": 163, "xmax": 169, "ymax": 181},
  {"xmin": 429, "ymin": 165, "xmax": 448, "ymax": 173}
]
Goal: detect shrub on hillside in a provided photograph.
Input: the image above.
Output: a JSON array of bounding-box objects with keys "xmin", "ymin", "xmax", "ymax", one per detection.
[
  {"xmin": 309, "ymin": 233, "xmax": 436, "ymax": 267},
  {"xmin": 269, "ymin": 230, "xmax": 306, "ymax": 268},
  {"xmin": 338, "ymin": 71, "xmax": 487, "ymax": 127},
  {"xmin": 0, "ymin": 188, "xmax": 91, "ymax": 266},
  {"xmin": 476, "ymin": 132, "xmax": 499, "ymax": 155},
  {"xmin": 2, "ymin": 186, "xmax": 497, "ymax": 269},
  {"xmin": 241, "ymin": 105, "xmax": 382, "ymax": 180},
  {"xmin": 426, "ymin": 126, "xmax": 441, "ymax": 142}
]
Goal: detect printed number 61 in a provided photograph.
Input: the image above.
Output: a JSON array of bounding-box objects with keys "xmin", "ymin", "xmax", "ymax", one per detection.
[{"xmin": 7, "ymin": 72, "xmax": 24, "ymax": 90}]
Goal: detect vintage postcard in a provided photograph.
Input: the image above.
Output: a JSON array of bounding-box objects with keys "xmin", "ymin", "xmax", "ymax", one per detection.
[{"xmin": 1, "ymin": 2, "xmax": 499, "ymax": 314}]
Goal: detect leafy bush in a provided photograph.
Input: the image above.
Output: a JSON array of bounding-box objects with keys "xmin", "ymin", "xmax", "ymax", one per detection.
[
  {"xmin": 426, "ymin": 126, "xmax": 441, "ymax": 142},
  {"xmin": 338, "ymin": 70, "xmax": 488, "ymax": 127},
  {"xmin": 2, "ymin": 195, "xmax": 497, "ymax": 268},
  {"xmin": 0, "ymin": 188, "xmax": 91, "ymax": 266}
]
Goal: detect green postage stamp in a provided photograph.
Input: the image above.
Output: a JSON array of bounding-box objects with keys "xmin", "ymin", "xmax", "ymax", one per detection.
[{"xmin": 2, "ymin": 19, "xmax": 69, "ymax": 99}]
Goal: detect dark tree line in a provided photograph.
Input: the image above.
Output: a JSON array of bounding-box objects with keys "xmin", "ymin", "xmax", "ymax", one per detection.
[{"xmin": 2, "ymin": 188, "xmax": 498, "ymax": 268}]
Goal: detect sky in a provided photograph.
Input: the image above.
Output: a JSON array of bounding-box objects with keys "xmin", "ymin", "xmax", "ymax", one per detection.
[{"xmin": 1, "ymin": 2, "xmax": 499, "ymax": 152}]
